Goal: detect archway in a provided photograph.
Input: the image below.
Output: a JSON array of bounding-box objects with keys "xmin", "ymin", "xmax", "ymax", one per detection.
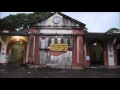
[
  {"xmin": 9, "ymin": 42, "xmax": 24, "ymax": 64},
  {"xmin": 90, "ymin": 43, "xmax": 104, "ymax": 66},
  {"xmin": 114, "ymin": 40, "xmax": 120, "ymax": 66},
  {"xmin": 86, "ymin": 39, "xmax": 108, "ymax": 67},
  {"xmin": 7, "ymin": 38, "xmax": 27, "ymax": 64}
]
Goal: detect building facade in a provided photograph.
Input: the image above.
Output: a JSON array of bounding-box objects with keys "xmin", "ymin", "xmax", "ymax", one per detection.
[{"xmin": 0, "ymin": 12, "xmax": 120, "ymax": 69}]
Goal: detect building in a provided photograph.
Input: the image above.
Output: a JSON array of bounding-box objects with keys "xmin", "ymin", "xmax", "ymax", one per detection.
[{"xmin": 0, "ymin": 12, "xmax": 120, "ymax": 69}]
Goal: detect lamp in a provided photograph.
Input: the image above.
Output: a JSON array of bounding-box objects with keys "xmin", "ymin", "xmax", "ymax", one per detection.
[
  {"xmin": 93, "ymin": 39, "xmax": 97, "ymax": 46},
  {"xmin": 17, "ymin": 37, "xmax": 19, "ymax": 41},
  {"xmin": 94, "ymin": 43, "xmax": 97, "ymax": 45}
]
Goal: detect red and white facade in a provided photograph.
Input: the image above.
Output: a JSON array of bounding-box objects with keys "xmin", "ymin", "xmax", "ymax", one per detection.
[{"xmin": 0, "ymin": 12, "xmax": 120, "ymax": 69}]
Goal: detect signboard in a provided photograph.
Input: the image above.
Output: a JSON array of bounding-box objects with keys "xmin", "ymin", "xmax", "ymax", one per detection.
[
  {"xmin": 50, "ymin": 44, "xmax": 68, "ymax": 51},
  {"xmin": 86, "ymin": 56, "xmax": 90, "ymax": 60}
]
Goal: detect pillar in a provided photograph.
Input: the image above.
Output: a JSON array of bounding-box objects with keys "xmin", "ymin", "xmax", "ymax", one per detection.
[
  {"xmin": 34, "ymin": 36, "xmax": 40, "ymax": 64},
  {"xmin": 72, "ymin": 36, "xmax": 78, "ymax": 68},
  {"xmin": 72, "ymin": 30, "xmax": 84, "ymax": 69},
  {"xmin": 78, "ymin": 35, "xmax": 84, "ymax": 67},
  {"xmin": 28, "ymin": 28, "xmax": 36, "ymax": 64}
]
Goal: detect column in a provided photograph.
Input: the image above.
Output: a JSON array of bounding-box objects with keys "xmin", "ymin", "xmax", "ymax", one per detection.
[
  {"xmin": 28, "ymin": 28, "xmax": 35, "ymax": 64},
  {"xmin": 72, "ymin": 36, "xmax": 77, "ymax": 68},
  {"xmin": 34, "ymin": 36, "xmax": 40, "ymax": 64},
  {"xmin": 72, "ymin": 29, "xmax": 84, "ymax": 69},
  {"xmin": 78, "ymin": 36, "xmax": 84, "ymax": 67}
]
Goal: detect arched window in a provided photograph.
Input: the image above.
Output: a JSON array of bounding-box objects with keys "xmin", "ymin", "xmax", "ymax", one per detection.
[
  {"xmin": 61, "ymin": 38, "xmax": 64, "ymax": 44},
  {"xmin": 55, "ymin": 38, "xmax": 58, "ymax": 44},
  {"xmin": 67, "ymin": 38, "xmax": 70, "ymax": 46},
  {"xmin": 48, "ymin": 38, "xmax": 51, "ymax": 46},
  {"xmin": 41, "ymin": 37, "xmax": 46, "ymax": 49}
]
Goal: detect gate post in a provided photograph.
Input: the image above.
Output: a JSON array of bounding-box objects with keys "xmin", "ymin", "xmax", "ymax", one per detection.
[
  {"xmin": 28, "ymin": 28, "xmax": 35, "ymax": 64},
  {"xmin": 72, "ymin": 36, "xmax": 78, "ymax": 69},
  {"xmin": 78, "ymin": 35, "xmax": 84, "ymax": 68},
  {"xmin": 72, "ymin": 30, "xmax": 84, "ymax": 69},
  {"xmin": 34, "ymin": 36, "xmax": 40, "ymax": 64}
]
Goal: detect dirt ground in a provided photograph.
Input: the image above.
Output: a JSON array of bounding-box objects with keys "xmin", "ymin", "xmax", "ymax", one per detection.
[{"xmin": 0, "ymin": 64, "xmax": 120, "ymax": 78}]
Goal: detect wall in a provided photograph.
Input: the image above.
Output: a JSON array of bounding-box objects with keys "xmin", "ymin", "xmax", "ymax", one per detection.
[
  {"xmin": 38, "ymin": 13, "xmax": 63, "ymax": 26},
  {"xmin": 39, "ymin": 34, "xmax": 73, "ymax": 69},
  {"xmin": 39, "ymin": 51, "xmax": 72, "ymax": 69},
  {"xmin": 0, "ymin": 36, "xmax": 8, "ymax": 63},
  {"xmin": 40, "ymin": 29, "xmax": 73, "ymax": 34},
  {"xmin": 107, "ymin": 42, "xmax": 115, "ymax": 66}
]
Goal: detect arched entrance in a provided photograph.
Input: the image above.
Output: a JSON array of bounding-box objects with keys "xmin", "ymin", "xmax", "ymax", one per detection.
[
  {"xmin": 7, "ymin": 38, "xmax": 27, "ymax": 64},
  {"xmin": 86, "ymin": 39, "xmax": 108, "ymax": 67},
  {"xmin": 9, "ymin": 42, "xmax": 24, "ymax": 64},
  {"xmin": 114, "ymin": 40, "xmax": 120, "ymax": 66},
  {"xmin": 90, "ymin": 43, "xmax": 104, "ymax": 66}
]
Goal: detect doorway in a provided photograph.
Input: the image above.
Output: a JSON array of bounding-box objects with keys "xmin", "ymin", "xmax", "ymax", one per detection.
[
  {"xmin": 90, "ymin": 43, "xmax": 104, "ymax": 66},
  {"xmin": 9, "ymin": 42, "xmax": 24, "ymax": 64}
]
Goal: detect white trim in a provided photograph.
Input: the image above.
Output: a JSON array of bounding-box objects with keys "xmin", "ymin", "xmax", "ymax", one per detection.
[
  {"xmin": 77, "ymin": 37, "xmax": 79, "ymax": 63},
  {"xmin": 33, "ymin": 36, "xmax": 35, "ymax": 62}
]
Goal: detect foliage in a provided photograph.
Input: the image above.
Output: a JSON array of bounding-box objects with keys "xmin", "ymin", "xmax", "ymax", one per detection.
[
  {"xmin": 0, "ymin": 12, "xmax": 51, "ymax": 31},
  {"xmin": 106, "ymin": 28, "xmax": 120, "ymax": 33}
]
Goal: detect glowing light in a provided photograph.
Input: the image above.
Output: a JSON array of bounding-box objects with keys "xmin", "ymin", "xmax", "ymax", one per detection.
[
  {"xmin": 17, "ymin": 37, "xmax": 19, "ymax": 41},
  {"xmin": 12, "ymin": 36, "xmax": 20, "ymax": 41},
  {"xmin": 93, "ymin": 43, "xmax": 97, "ymax": 45}
]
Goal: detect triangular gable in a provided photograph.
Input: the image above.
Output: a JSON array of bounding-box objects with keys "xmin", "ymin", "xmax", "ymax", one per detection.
[{"xmin": 34, "ymin": 12, "xmax": 86, "ymax": 27}]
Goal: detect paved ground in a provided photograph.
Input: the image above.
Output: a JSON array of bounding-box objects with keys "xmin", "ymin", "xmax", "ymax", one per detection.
[{"xmin": 0, "ymin": 64, "xmax": 120, "ymax": 78}]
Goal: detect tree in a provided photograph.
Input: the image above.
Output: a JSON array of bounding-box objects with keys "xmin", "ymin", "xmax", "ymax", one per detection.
[
  {"xmin": 106, "ymin": 28, "xmax": 120, "ymax": 33},
  {"xmin": 0, "ymin": 12, "xmax": 51, "ymax": 31}
]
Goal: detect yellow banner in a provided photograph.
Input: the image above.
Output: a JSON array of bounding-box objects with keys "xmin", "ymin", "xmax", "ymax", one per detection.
[{"xmin": 50, "ymin": 44, "xmax": 68, "ymax": 51}]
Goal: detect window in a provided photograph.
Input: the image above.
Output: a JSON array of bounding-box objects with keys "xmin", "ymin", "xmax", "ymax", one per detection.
[
  {"xmin": 55, "ymin": 38, "xmax": 58, "ymax": 44},
  {"xmin": 48, "ymin": 38, "xmax": 51, "ymax": 46},
  {"xmin": 41, "ymin": 37, "xmax": 46, "ymax": 49},
  {"xmin": 61, "ymin": 38, "xmax": 64, "ymax": 44},
  {"xmin": 67, "ymin": 38, "xmax": 70, "ymax": 46}
]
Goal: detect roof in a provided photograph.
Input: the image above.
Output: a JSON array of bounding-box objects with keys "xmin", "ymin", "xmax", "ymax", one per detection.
[
  {"xmin": 58, "ymin": 12, "xmax": 86, "ymax": 27},
  {"xmin": 84, "ymin": 32, "xmax": 120, "ymax": 38},
  {"xmin": 31, "ymin": 12, "xmax": 86, "ymax": 27}
]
